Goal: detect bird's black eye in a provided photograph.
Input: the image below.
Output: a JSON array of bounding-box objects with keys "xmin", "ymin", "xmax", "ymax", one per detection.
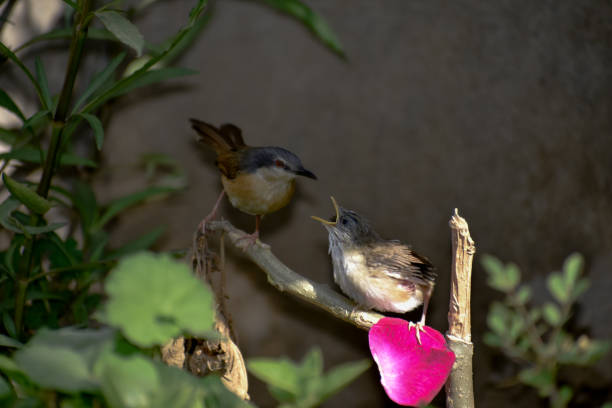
[
  {"xmin": 275, "ymin": 159, "xmax": 285, "ymax": 168},
  {"xmin": 341, "ymin": 218, "xmax": 348, "ymax": 225}
]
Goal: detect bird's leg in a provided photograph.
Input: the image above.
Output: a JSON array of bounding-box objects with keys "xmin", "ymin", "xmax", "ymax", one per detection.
[
  {"xmin": 236, "ymin": 215, "xmax": 262, "ymax": 249},
  {"xmin": 199, "ymin": 190, "xmax": 225, "ymax": 233},
  {"xmin": 409, "ymin": 286, "xmax": 433, "ymax": 344}
]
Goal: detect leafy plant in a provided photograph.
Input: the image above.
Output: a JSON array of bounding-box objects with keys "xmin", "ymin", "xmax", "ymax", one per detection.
[
  {"xmin": 0, "ymin": 252, "xmax": 248, "ymax": 407},
  {"xmin": 0, "ymin": 0, "xmax": 360, "ymax": 406},
  {"xmin": 482, "ymin": 253, "xmax": 611, "ymax": 408},
  {"xmin": 248, "ymin": 347, "xmax": 370, "ymax": 408}
]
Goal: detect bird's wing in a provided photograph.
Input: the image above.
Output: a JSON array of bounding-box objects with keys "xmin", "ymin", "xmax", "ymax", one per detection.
[
  {"xmin": 365, "ymin": 241, "xmax": 436, "ymax": 285},
  {"xmin": 215, "ymin": 151, "xmax": 242, "ymax": 179}
]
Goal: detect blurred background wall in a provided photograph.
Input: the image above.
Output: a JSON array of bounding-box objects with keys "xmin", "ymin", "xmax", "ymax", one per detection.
[{"xmin": 4, "ymin": 0, "xmax": 612, "ymax": 406}]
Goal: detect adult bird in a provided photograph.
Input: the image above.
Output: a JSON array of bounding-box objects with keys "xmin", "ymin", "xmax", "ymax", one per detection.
[{"xmin": 191, "ymin": 119, "xmax": 317, "ymax": 245}]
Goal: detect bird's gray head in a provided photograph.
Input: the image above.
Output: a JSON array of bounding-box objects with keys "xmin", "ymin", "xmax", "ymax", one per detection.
[
  {"xmin": 241, "ymin": 147, "xmax": 317, "ymax": 179},
  {"xmin": 311, "ymin": 197, "xmax": 380, "ymax": 246}
]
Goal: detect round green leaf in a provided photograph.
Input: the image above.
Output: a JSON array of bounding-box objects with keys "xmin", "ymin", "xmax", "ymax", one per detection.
[
  {"xmin": 14, "ymin": 345, "xmax": 97, "ymax": 392},
  {"xmin": 96, "ymin": 353, "xmax": 159, "ymax": 408},
  {"xmin": 100, "ymin": 252, "xmax": 214, "ymax": 347}
]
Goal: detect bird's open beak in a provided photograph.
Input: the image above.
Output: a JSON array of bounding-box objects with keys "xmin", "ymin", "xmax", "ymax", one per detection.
[
  {"xmin": 296, "ymin": 168, "xmax": 317, "ymax": 180},
  {"xmin": 311, "ymin": 196, "xmax": 339, "ymax": 226}
]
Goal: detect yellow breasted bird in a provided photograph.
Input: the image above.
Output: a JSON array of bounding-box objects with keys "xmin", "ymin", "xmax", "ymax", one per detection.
[
  {"xmin": 312, "ymin": 197, "xmax": 436, "ymax": 336},
  {"xmin": 191, "ymin": 119, "xmax": 317, "ymax": 244}
]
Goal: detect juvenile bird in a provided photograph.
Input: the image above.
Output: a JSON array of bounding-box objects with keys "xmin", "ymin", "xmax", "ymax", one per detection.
[
  {"xmin": 191, "ymin": 119, "xmax": 316, "ymax": 244},
  {"xmin": 312, "ymin": 197, "xmax": 436, "ymax": 335}
]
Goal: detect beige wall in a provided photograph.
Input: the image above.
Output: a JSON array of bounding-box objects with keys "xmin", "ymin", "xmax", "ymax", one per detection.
[{"xmin": 30, "ymin": 0, "xmax": 610, "ymax": 406}]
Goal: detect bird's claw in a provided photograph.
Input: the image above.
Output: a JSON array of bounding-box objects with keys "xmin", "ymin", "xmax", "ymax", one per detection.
[
  {"xmin": 408, "ymin": 321, "xmax": 426, "ymax": 345},
  {"xmin": 235, "ymin": 231, "xmax": 269, "ymax": 250}
]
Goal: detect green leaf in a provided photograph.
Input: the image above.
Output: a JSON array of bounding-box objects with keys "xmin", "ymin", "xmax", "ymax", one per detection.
[
  {"xmin": 70, "ymin": 181, "xmax": 99, "ymax": 234},
  {"xmin": 80, "ymin": 2, "xmax": 204, "ymax": 115},
  {"xmin": 34, "ymin": 57, "xmax": 53, "ymax": 110},
  {"xmin": 482, "ymin": 254, "xmax": 518, "ymax": 292},
  {"xmin": 104, "ymin": 226, "xmax": 165, "ymax": 260},
  {"xmin": 487, "ymin": 301, "xmax": 511, "ymax": 336},
  {"xmin": 2, "ymin": 173, "xmax": 52, "ymax": 215},
  {"xmin": 0, "ymin": 197, "xmax": 20, "ymax": 223},
  {"xmin": 542, "ymin": 302, "xmax": 562, "ymax": 326},
  {"xmin": 504, "ymin": 263, "xmax": 521, "ymax": 291},
  {"xmin": 0, "ymin": 42, "xmax": 45, "ymax": 106},
  {"xmin": 0, "ymin": 89, "xmax": 25, "ymax": 122},
  {"xmin": 555, "ymin": 385, "xmax": 573, "ymax": 408},
  {"xmin": 262, "ymin": 0, "xmax": 344, "ymax": 57},
  {"xmin": 572, "ymin": 278, "xmax": 590, "ymax": 300},
  {"xmin": 99, "ymin": 252, "xmax": 215, "ymax": 347},
  {"xmin": 94, "ymin": 186, "xmax": 176, "ymax": 230},
  {"xmin": 247, "ymin": 357, "xmax": 299, "ymax": 395},
  {"xmin": 0, "ymin": 127, "xmax": 22, "ymax": 145},
  {"xmin": 95, "ymin": 11, "xmax": 145, "ymax": 56},
  {"xmin": 95, "ymin": 353, "xmax": 159, "ymax": 408},
  {"xmin": 72, "ymin": 52, "xmax": 126, "ymax": 114},
  {"xmin": 0, "ymin": 334, "xmax": 22, "ymax": 348},
  {"xmin": 0, "ymin": 354, "xmax": 20, "ymax": 373},
  {"xmin": 0, "ymin": 375, "xmax": 11, "ymax": 397},
  {"xmin": 62, "ymin": 0, "xmax": 78, "ymax": 9},
  {"xmin": 22, "ymin": 222, "xmax": 67, "ymax": 235},
  {"xmin": 301, "ymin": 347, "xmax": 323, "ymax": 378},
  {"xmin": 77, "ymin": 113, "xmax": 104, "ymax": 150},
  {"xmin": 267, "ymin": 385, "xmax": 295, "ymax": 403},
  {"xmin": 563, "ymin": 252, "xmax": 583, "ymax": 288},
  {"xmin": 518, "ymin": 367, "xmax": 554, "ymax": 397},
  {"xmin": 22, "ymin": 109, "xmax": 51, "ymax": 132},
  {"xmin": 483, "ymin": 332, "xmax": 502, "ymax": 347},
  {"xmin": 117, "ymin": 67, "xmax": 197, "ymax": 96},
  {"xmin": 320, "ymin": 359, "xmax": 370, "ymax": 401},
  {"xmin": 547, "ymin": 273, "xmax": 568, "ymax": 303},
  {"xmin": 15, "ymin": 27, "xmax": 115, "ymax": 53},
  {"xmin": 89, "ymin": 231, "xmax": 110, "ymax": 262},
  {"xmin": 14, "ymin": 345, "xmax": 98, "ymax": 392},
  {"xmin": 508, "ymin": 314, "xmax": 525, "ymax": 341},
  {"xmin": 483, "ymin": 254, "xmax": 520, "ymax": 292},
  {"xmin": 513, "ymin": 285, "xmax": 531, "ymax": 305},
  {"xmin": 0, "ymin": 146, "xmax": 97, "ymax": 167}
]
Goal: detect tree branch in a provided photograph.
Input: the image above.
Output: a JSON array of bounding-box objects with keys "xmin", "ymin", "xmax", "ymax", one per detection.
[
  {"xmin": 206, "ymin": 220, "xmax": 384, "ymax": 331},
  {"xmin": 445, "ymin": 208, "xmax": 476, "ymax": 408}
]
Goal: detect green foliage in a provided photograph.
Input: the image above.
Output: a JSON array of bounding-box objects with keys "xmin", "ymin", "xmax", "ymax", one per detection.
[
  {"xmin": 99, "ymin": 252, "xmax": 215, "ymax": 347},
  {"xmin": 262, "ymin": 0, "xmax": 344, "ymax": 57},
  {"xmin": 0, "ymin": 254, "xmax": 249, "ymax": 407},
  {"xmin": 248, "ymin": 347, "xmax": 371, "ymax": 407},
  {"xmin": 482, "ymin": 253, "xmax": 611, "ymax": 408},
  {"xmin": 0, "ymin": 0, "xmax": 350, "ymax": 406},
  {"xmin": 95, "ymin": 11, "xmax": 145, "ymax": 56},
  {"xmin": 2, "ymin": 173, "xmax": 53, "ymax": 215}
]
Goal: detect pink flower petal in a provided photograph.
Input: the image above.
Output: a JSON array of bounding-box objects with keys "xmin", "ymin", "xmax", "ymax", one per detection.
[{"xmin": 368, "ymin": 317, "xmax": 455, "ymax": 407}]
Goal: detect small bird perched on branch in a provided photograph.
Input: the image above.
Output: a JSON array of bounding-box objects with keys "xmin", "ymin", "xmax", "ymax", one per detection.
[
  {"xmin": 191, "ymin": 119, "xmax": 317, "ymax": 245},
  {"xmin": 312, "ymin": 197, "xmax": 436, "ymax": 338}
]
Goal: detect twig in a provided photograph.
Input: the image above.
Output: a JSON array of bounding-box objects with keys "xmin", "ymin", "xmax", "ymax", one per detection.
[
  {"xmin": 186, "ymin": 224, "xmax": 249, "ymax": 400},
  {"xmin": 206, "ymin": 219, "xmax": 384, "ymax": 331},
  {"xmin": 445, "ymin": 209, "xmax": 476, "ymax": 408}
]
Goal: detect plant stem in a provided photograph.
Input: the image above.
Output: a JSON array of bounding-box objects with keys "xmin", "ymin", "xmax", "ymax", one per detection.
[
  {"xmin": 37, "ymin": 0, "xmax": 91, "ymax": 198},
  {"xmin": 14, "ymin": 0, "xmax": 92, "ymax": 338},
  {"xmin": 14, "ymin": 279, "xmax": 27, "ymax": 339}
]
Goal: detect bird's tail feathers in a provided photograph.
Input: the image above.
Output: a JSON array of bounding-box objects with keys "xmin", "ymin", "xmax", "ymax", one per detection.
[{"xmin": 190, "ymin": 119, "xmax": 245, "ymax": 153}]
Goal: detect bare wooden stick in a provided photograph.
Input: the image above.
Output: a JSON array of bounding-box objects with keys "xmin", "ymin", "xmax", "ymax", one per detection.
[
  {"xmin": 206, "ymin": 219, "xmax": 384, "ymax": 331},
  {"xmin": 445, "ymin": 208, "xmax": 476, "ymax": 408}
]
